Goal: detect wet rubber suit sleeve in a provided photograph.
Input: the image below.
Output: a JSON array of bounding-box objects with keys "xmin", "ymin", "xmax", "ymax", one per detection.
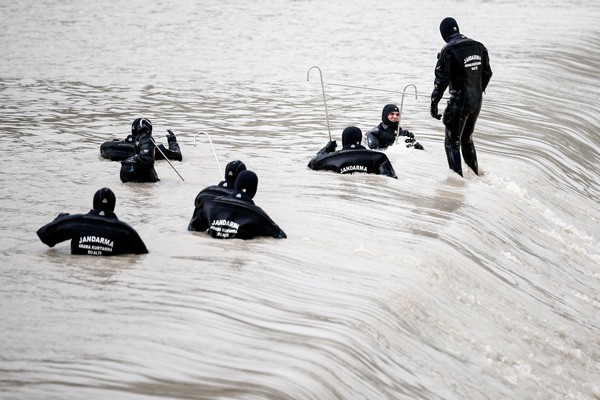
[
  {"xmin": 366, "ymin": 127, "xmax": 382, "ymax": 149},
  {"xmin": 481, "ymin": 46, "xmax": 493, "ymax": 92},
  {"xmin": 432, "ymin": 49, "xmax": 451, "ymax": 104},
  {"xmin": 307, "ymin": 141, "xmax": 337, "ymax": 168},
  {"xmin": 135, "ymin": 134, "xmax": 156, "ymax": 168},
  {"xmin": 188, "ymin": 186, "xmax": 234, "ymax": 232},
  {"xmin": 36, "ymin": 213, "xmax": 78, "ymax": 248},
  {"xmin": 188, "ymin": 194, "xmax": 210, "ymax": 232},
  {"xmin": 155, "ymin": 131, "xmax": 183, "ymax": 162},
  {"xmin": 188, "ymin": 206, "xmax": 209, "ymax": 231},
  {"xmin": 378, "ymin": 156, "xmax": 398, "ymax": 179}
]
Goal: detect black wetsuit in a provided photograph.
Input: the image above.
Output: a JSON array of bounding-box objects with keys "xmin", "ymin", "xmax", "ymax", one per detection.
[
  {"xmin": 120, "ymin": 133, "xmax": 159, "ymax": 183},
  {"xmin": 307, "ymin": 142, "xmax": 397, "ymax": 178},
  {"xmin": 366, "ymin": 123, "xmax": 421, "ymax": 150},
  {"xmin": 432, "ymin": 33, "xmax": 492, "ymax": 176},
  {"xmin": 188, "ymin": 181, "xmax": 235, "ymax": 231},
  {"xmin": 189, "ymin": 191, "xmax": 286, "ymax": 239},
  {"xmin": 101, "ymin": 134, "xmax": 182, "ymax": 162},
  {"xmin": 37, "ymin": 210, "xmax": 148, "ymax": 256}
]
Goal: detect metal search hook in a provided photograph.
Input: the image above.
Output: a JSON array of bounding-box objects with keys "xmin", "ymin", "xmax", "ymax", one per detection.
[
  {"xmin": 396, "ymin": 84, "xmax": 418, "ymax": 144},
  {"xmin": 307, "ymin": 66, "xmax": 332, "ymax": 141},
  {"xmin": 149, "ymin": 136, "xmax": 185, "ymax": 181},
  {"xmin": 193, "ymin": 131, "xmax": 224, "ymax": 180}
]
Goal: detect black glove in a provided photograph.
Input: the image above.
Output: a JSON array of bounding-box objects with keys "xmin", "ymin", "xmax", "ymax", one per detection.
[
  {"xmin": 325, "ymin": 140, "xmax": 337, "ymax": 153},
  {"xmin": 401, "ymin": 129, "xmax": 414, "ymax": 138},
  {"xmin": 430, "ymin": 102, "xmax": 441, "ymax": 120},
  {"xmin": 166, "ymin": 130, "xmax": 177, "ymax": 143}
]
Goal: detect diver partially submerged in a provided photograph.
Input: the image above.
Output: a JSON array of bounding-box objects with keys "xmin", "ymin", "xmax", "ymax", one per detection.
[
  {"xmin": 101, "ymin": 118, "xmax": 182, "ymax": 162},
  {"xmin": 188, "ymin": 160, "xmax": 247, "ymax": 232},
  {"xmin": 119, "ymin": 118, "xmax": 161, "ymax": 183},
  {"xmin": 189, "ymin": 170, "xmax": 287, "ymax": 240},
  {"xmin": 365, "ymin": 104, "xmax": 424, "ymax": 151},
  {"xmin": 307, "ymin": 126, "xmax": 397, "ymax": 178},
  {"xmin": 37, "ymin": 187, "xmax": 148, "ymax": 256}
]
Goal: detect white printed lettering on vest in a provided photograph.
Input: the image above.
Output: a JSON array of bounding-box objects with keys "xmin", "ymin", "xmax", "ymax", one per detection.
[
  {"xmin": 464, "ymin": 55, "xmax": 482, "ymax": 70},
  {"xmin": 464, "ymin": 55, "xmax": 481, "ymax": 64},
  {"xmin": 210, "ymin": 219, "xmax": 240, "ymax": 238},
  {"xmin": 340, "ymin": 165, "xmax": 368, "ymax": 174},
  {"xmin": 79, "ymin": 236, "xmax": 114, "ymax": 249}
]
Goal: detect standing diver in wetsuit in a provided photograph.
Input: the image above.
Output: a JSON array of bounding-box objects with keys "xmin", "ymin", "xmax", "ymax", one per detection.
[
  {"xmin": 120, "ymin": 118, "xmax": 160, "ymax": 183},
  {"xmin": 37, "ymin": 187, "xmax": 148, "ymax": 256},
  {"xmin": 100, "ymin": 118, "xmax": 182, "ymax": 162},
  {"xmin": 308, "ymin": 126, "xmax": 397, "ymax": 178},
  {"xmin": 430, "ymin": 17, "xmax": 493, "ymax": 177},
  {"xmin": 366, "ymin": 104, "xmax": 424, "ymax": 150},
  {"xmin": 189, "ymin": 170, "xmax": 287, "ymax": 239},
  {"xmin": 188, "ymin": 160, "xmax": 247, "ymax": 231}
]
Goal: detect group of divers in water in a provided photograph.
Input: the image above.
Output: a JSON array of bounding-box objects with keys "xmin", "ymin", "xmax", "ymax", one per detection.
[{"xmin": 37, "ymin": 17, "xmax": 492, "ymax": 256}]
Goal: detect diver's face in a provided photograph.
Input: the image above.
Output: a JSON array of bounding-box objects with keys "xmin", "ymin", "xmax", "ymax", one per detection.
[{"xmin": 387, "ymin": 111, "xmax": 399, "ymax": 123}]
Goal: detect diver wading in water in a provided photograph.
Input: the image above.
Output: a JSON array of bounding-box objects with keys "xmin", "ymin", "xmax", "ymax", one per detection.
[
  {"xmin": 430, "ymin": 17, "xmax": 493, "ymax": 177},
  {"xmin": 308, "ymin": 126, "xmax": 397, "ymax": 178},
  {"xmin": 119, "ymin": 118, "xmax": 160, "ymax": 183},
  {"xmin": 188, "ymin": 160, "xmax": 247, "ymax": 231},
  {"xmin": 101, "ymin": 118, "xmax": 182, "ymax": 162},
  {"xmin": 37, "ymin": 188, "xmax": 148, "ymax": 256},
  {"xmin": 366, "ymin": 104, "xmax": 424, "ymax": 151},
  {"xmin": 189, "ymin": 170, "xmax": 286, "ymax": 240}
]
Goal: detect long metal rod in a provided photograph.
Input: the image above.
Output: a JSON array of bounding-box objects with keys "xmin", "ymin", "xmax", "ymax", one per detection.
[
  {"xmin": 307, "ymin": 66, "xmax": 332, "ymax": 141},
  {"xmin": 194, "ymin": 131, "xmax": 224, "ymax": 180},
  {"xmin": 150, "ymin": 137, "xmax": 185, "ymax": 181},
  {"xmin": 396, "ymin": 84, "xmax": 418, "ymax": 144}
]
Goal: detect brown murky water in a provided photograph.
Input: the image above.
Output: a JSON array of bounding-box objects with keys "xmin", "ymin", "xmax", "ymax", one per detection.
[{"xmin": 1, "ymin": 1, "xmax": 599, "ymax": 399}]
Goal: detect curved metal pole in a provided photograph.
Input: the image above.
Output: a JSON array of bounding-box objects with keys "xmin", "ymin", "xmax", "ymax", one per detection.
[
  {"xmin": 194, "ymin": 131, "xmax": 224, "ymax": 180},
  {"xmin": 307, "ymin": 66, "xmax": 332, "ymax": 141},
  {"xmin": 149, "ymin": 137, "xmax": 185, "ymax": 181},
  {"xmin": 395, "ymin": 84, "xmax": 418, "ymax": 144}
]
